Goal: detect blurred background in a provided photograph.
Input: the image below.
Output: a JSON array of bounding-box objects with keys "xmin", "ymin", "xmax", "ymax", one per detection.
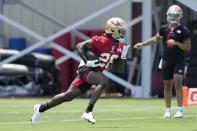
[{"xmin": 0, "ymin": 0, "xmax": 196, "ymax": 98}]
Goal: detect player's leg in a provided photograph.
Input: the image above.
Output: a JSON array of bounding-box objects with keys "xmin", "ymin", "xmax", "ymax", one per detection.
[
  {"xmin": 162, "ymin": 61, "xmax": 174, "ymax": 118},
  {"xmin": 31, "ymin": 84, "xmax": 81, "ymax": 126},
  {"xmin": 173, "ymin": 63, "xmax": 184, "ymax": 118},
  {"xmin": 47, "ymin": 84, "xmax": 81, "ymax": 108},
  {"xmin": 174, "ymin": 74, "xmax": 183, "ymax": 107},
  {"xmin": 87, "ymin": 71, "xmax": 108, "ymax": 105},
  {"xmin": 173, "ymin": 74, "xmax": 183, "ymax": 118},
  {"xmin": 163, "ymin": 79, "xmax": 173, "ymax": 118},
  {"xmin": 81, "ymin": 71, "xmax": 109, "ymax": 123}
]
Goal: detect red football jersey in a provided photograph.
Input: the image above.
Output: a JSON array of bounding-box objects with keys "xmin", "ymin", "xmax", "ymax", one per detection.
[{"xmin": 90, "ymin": 36, "xmax": 124, "ymax": 71}]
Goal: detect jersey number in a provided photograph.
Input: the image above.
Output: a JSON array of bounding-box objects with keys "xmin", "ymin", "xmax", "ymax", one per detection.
[
  {"xmin": 99, "ymin": 53, "xmax": 119, "ymax": 68},
  {"xmin": 167, "ymin": 33, "xmax": 175, "ymax": 48}
]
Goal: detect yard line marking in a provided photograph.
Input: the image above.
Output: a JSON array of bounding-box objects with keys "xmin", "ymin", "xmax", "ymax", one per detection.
[
  {"xmin": 102, "ymin": 115, "xmax": 196, "ymax": 121},
  {"xmin": 0, "ymin": 119, "xmax": 81, "ymax": 125},
  {"xmin": 0, "ymin": 106, "xmax": 162, "ymax": 114},
  {"xmin": 0, "ymin": 112, "xmax": 20, "ymax": 114},
  {"xmin": 0, "ymin": 115, "xmax": 196, "ymax": 125},
  {"xmin": 0, "ymin": 121, "xmax": 31, "ymax": 125}
]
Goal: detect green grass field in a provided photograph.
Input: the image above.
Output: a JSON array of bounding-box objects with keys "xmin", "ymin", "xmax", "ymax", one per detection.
[{"xmin": 0, "ymin": 98, "xmax": 197, "ymax": 131}]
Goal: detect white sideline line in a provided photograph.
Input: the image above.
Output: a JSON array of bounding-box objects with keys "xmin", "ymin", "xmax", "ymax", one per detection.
[{"xmin": 0, "ymin": 115, "xmax": 196, "ymax": 125}]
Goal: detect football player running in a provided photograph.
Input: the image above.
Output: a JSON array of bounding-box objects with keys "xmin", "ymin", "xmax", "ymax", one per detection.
[
  {"xmin": 134, "ymin": 5, "xmax": 191, "ymax": 118},
  {"xmin": 31, "ymin": 17, "xmax": 130, "ymax": 126}
]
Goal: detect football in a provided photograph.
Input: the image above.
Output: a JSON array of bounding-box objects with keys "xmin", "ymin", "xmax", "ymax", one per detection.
[{"xmin": 85, "ymin": 50, "xmax": 98, "ymax": 60}]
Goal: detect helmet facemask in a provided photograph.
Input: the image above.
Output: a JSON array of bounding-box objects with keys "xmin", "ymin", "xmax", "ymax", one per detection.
[
  {"xmin": 116, "ymin": 26, "xmax": 127, "ymax": 43},
  {"xmin": 167, "ymin": 13, "xmax": 182, "ymax": 24}
]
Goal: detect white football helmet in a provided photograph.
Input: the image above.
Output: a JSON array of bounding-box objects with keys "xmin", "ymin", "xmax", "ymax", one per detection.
[
  {"xmin": 105, "ymin": 17, "xmax": 127, "ymax": 43},
  {"xmin": 167, "ymin": 5, "xmax": 183, "ymax": 24}
]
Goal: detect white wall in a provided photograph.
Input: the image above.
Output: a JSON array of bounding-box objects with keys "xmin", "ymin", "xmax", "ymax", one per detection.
[{"xmin": 3, "ymin": 0, "xmax": 131, "ymax": 47}]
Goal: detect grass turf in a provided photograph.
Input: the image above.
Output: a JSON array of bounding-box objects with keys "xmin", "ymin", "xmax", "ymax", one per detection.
[{"xmin": 0, "ymin": 98, "xmax": 197, "ymax": 131}]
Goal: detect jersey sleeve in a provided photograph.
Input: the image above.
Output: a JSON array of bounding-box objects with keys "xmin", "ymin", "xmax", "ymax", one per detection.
[
  {"xmin": 183, "ymin": 28, "xmax": 191, "ymax": 42},
  {"xmin": 90, "ymin": 36, "xmax": 101, "ymax": 51}
]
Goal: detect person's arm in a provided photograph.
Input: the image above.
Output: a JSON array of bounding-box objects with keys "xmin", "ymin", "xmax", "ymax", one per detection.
[
  {"xmin": 112, "ymin": 58, "xmax": 124, "ymax": 72},
  {"xmin": 167, "ymin": 39, "xmax": 191, "ymax": 51},
  {"xmin": 75, "ymin": 40, "xmax": 91, "ymax": 64},
  {"xmin": 76, "ymin": 39, "xmax": 101, "ymax": 67},
  {"xmin": 134, "ymin": 34, "xmax": 162, "ymax": 50}
]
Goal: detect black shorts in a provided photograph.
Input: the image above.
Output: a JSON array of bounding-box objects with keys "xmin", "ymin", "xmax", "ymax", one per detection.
[
  {"xmin": 77, "ymin": 66, "xmax": 99, "ymax": 80},
  {"xmin": 161, "ymin": 60, "xmax": 185, "ymax": 80},
  {"xmin": 72, "ymin": 66, "xmax": 99, "ymax": 94}
]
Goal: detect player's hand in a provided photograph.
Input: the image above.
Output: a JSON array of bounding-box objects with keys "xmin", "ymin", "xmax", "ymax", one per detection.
[
  {"xmin": 86, "ymin": 60, "xmax": 101, "ymax": 67},
  {"xmin": 134, "ymin": 43, "xmax": 143, "ymax": 50},
  {"xmin": 121, "ymin": 44, "xmax": 130, "ymax": 59},
  {"xmin": 167, "ymin": 39, "xmax": 177, "ymax": 45}
]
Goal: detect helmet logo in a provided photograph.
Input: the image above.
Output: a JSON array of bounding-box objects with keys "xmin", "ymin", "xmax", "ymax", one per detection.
[{"xmin": 111, "ymin": 20, "xmax": 120, "ymax": 26}]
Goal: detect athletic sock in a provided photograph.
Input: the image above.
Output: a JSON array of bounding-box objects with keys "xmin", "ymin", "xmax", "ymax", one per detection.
[
  {"xmin": 85, "ymin": 104, "xmax": 94, "ymax": 113},
  {"xmin": 39, "ymin": 103, "xmax": 51, "ymax": 112},
  {"xmin": 166, "ymin": 108, "xmax": 171, "ymax": 112},
  {"xmin": 177, "ymin": 107, "xmax": 182, "ymax": 112}
]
